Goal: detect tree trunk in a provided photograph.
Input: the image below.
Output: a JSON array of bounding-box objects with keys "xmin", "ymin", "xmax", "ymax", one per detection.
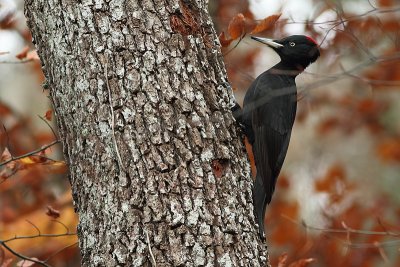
[{"xmin": 25, "ymin": 0, "xmax": 269, "ymax": 266}]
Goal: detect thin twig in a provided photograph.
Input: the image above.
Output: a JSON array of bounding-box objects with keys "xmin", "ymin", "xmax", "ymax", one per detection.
[
  {"xmin": 38, "ymin": 115, "xmax": 58, "ymax": 140},
  {"xmin": 319, "ymin": 230, "xmax": 400, "ymax": 248},
  {"xmin": 104, "ymin": 60, "xmax": 124, "ymax": 172},
  {"xmin": 285, "ymin": 6, "xmax": 400, "ymax": 26},
  {"xmin": 223, "ymin": 33, "xmax": 246, "ymax": 56},
  {"xmin": 51, "ymin": 219, "xmax": 71, "ymax": 234},
  {"xmin": 335, "ymin": 3, "xmax": 376, "ymax": 60},
  {"xmin": 26, "ymin": 220, "xmax": 41, "ymax": 235},
  {"xmin": 0, "ymin": 140, "xmax": 60, "ymax": 167},
  {"xmin": 342, "ymin": 221, "xmax": 352, "ymax": 247},
  {"xmin": 0, "ymin": 242, "xmax": 50, "ymax": 267},
  {"xmin": 282, "ymin": 215, "xmax": 400, "ymax": 249},
  {"xmin": 2, "ymin": 221, "xmax": 76, "ymax": 243},
  {"xmin": 1, "ymin": 232, "xmax": 77, "ymax": 243},
  {"xmin": 283, "ymin": 215, "xmax": 400, "ymax": 237},
  {"xmin": 0, "ymin": 59, "xmax": 35, "ymax": 64},
  {"xmin": 375, "ymin": 242, "xmax": 389, "ymax": 263},
  {"xmin": 145, "ymin": 230, "xmax": 157, "ymax": 266}
]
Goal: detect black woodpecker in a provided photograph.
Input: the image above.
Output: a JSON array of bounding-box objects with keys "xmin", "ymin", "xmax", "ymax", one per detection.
[{"xmin": 232, "ymin": 35, "xmax": 320, "ymax": 240}]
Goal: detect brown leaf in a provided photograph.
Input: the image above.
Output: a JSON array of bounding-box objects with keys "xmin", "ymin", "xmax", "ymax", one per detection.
[
  {"xmin": 315, "ymin": 164, "xmax": 345, "ymax": 192},
  {"xmin": 250, "ymin": 14, "xmax": 281, "ymax": 34},
  {"xmin": 15, "ymin": 46, "xmax": 29, "ymax": 60},
  {"xmin": 45, "ymin": 161, "xmax": 68, "ymax": 174},
  {"xmin": 317, "ymin": 117, "xmax": 339, "ymax": 135},
  {"xmin": 219, "ymin": 32, "xmax": 233, "ymax": 47},
  {"xmin": 18, "ymin": 149, "xmax": 48, "ymax": 166},
  {"xmin": 228, "ymin": 13, "xmax": 245, "ymax": 39},
  {"xmin": 0, "ymin": 147, "xmax": 12, "ymax": 162},
  {"xmin": 277, "ymin": 174, "xmax": 290, "ymax": 189},
  {"xmin": 0, "ymin": 103, "xmax": 12, "ymax": 116},
  {"xmin": 244, "ymin": 18, "xmax": 258, "ymax": 34},
  {"xmin": 46, "ymin": 205, "xmax": 61, "ymax": 219},
  {"xmin": 45, "ymin": 109, "xmax": 53, "ymax": 121},
  {"xmin": 0, "ymin": 148, "xmax": 18, "ymax": 181},
  {"xmin": 268, "ymin": 201, "xmax": 300, "ymax": 245},
  {"xmin": 356, "ymin": 99, "xmax": 385, "ymax": 115},
  {"xmin": 381, "ymin": 19, "xmax": 400, "ymax": 32},
  {"xmin": 364, "ymin": 48, "xmax": 400, "ymax": 89},
  {"xmin": 379, "ymin": 0, "xmax": 393, "ymax": 7},
  {"xmin": 19, "ymin": 156, "xmax": 40, "ymax": 165}
]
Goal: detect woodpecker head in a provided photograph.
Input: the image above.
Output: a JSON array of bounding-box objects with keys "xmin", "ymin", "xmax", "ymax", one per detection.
[{"xmin": 251, "ymin": 35, "xmax": 320, "ymax": 70}]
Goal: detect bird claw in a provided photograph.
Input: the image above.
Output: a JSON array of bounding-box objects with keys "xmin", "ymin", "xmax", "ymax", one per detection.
[{"xmin": 230, "ymin": 102, "xmax": 244, "ymax": 126}]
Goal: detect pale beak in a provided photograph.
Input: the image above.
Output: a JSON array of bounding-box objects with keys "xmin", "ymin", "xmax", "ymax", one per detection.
[{"xmin": 251, "ymin": 36, "xmax": 284, "ymax": 49}]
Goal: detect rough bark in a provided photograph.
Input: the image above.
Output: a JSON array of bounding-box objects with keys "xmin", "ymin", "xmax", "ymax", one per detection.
[{"xmin": 25, "ymin": 0, "xmax": 268, "ymax": 266}]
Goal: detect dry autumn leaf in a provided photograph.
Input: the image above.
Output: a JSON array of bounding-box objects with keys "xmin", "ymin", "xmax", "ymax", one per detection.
[
  {"xmin": 45, "ymin": 109, "xmax": 53, "ymax": 121},
  {"xmin": 46, "ymin": 205, "xmax": 61, "ymax": 219},
  {"xmin": 19, "ymin": 149, "xmax": 48, "ymax": 166},
  {"xmin": 268, "ymin": 200, "xmax": 301, "ymax": 245},
  {"xmin": 19, "ymin": 156, "xmax": 39, "ymax": 165},
  {"xmin": 0, "ymin": 148, "xmax": 19, "ymax": 180},
  {"xmin": 15, "ymin": 46, "xmax": 29, "ymax": 60},
  {"xmin": 251, "ymin": 13, "xmax": 281, "ymax": 34},
  {"xmin": 0, "ymin": 103, "xmax": 12, "ymax": 116},
  {"xmin": 314, "ymin": 164, "xmax": 346, "ymax": 192},
  {"xmin": 317, "ymin": 117, "xmax": 340, "ymax": 135},
  {"xmin": 219, "ymin": 32, "xmax": 233, "ymax": 47},
  {"xmin": 0, "ymin": 145, "xmax": 12, "ymax": 162},
  {"xmin": 228, "ymin": 13, "xmax": 245, "ymax": 39},
  {"xmin": 45, "ymin": 160, "xmax": 68, "ymax": 174},
  {"xmin": 48, "ymin": 161, "xmax": 68, "ymax": 173}
]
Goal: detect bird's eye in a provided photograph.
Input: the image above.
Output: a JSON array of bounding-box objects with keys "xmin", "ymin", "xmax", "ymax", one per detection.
[{"xmin": 289, "ymin": 42, "xmax": 296, "ymax": 47}]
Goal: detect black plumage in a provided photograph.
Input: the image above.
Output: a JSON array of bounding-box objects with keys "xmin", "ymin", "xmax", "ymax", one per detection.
[{"xmin": 233, "ymin": 35, "xmax": 320, "ymax": 239}]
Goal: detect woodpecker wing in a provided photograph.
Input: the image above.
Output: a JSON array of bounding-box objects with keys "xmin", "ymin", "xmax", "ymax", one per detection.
[
  {"xmin": 252, "ymin": 108, "xmax": 292, "ymax": 204},
  {"xmin": 248, "ymin": 73, "xmax": 297, "ymax": 195},
  {"xmin": 242, "ymin": 72, "xmax": 297, "ymax": 239}
]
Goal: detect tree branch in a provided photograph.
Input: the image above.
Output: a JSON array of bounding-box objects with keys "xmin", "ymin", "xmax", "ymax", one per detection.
[{"xmin": 0, "ymin": 140, "xmax": 60, "ymax": 167}]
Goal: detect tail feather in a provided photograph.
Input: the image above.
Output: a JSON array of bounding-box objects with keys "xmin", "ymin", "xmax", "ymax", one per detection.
[{"xmin": 253, "ymin": 173, "xmax": 268, "ymax": 240}]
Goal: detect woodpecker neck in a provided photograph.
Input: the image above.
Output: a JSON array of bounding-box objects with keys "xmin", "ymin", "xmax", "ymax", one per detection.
[{"xmin": 270, "ymin": 61, "xmax": 304, "ymax": 77}]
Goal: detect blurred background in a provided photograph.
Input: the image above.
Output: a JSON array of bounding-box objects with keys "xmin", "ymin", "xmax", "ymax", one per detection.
[
  {"xmin": 1, "ymin": 0, "xmax": 80, "ymax": 266},
  {"xmin": 1, "ymin": 0, "xmax": 400, "ymax": 266}
]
